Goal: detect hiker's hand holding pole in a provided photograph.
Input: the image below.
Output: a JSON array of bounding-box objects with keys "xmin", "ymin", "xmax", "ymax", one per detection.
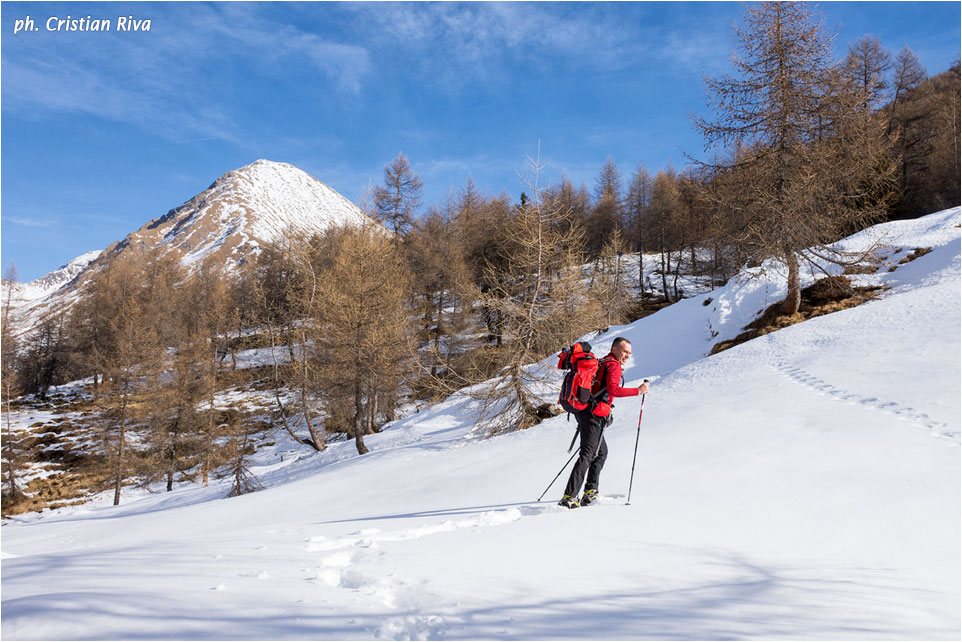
[{"xmin": 627, "ymin": 376, "xmax": 653, "ymax": 395}]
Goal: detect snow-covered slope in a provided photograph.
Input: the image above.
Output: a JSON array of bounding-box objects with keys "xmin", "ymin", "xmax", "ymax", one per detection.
[{"xmin": 2, "ymin": 209, "xmax": 959, "ymax": 640}]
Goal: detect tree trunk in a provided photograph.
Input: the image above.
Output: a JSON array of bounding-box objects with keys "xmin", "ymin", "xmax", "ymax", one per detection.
[
  {"xmin": 671, "ymin": 250, "xmax": 683, "ymax": 300},
  {"xmin": 510, "ymin": 363, "xmax": 536, "ymax": 425},
  {"xmin": 113, "ymin": 372, "xmax": 130, "ymax": 506},
  {"xmin": 203, "ymin": 344, "xmax": 216, "ymax": 486},
  {"xmin": 302, "ymin": 398, "xmax": 326, "ymax": 452},
  {"xmin": 660, "ymin": 245, "xmax": 672, "ymax": 304},
  {"xmin": 781, "ymin": 252, "xmax": 802, "ymax": 315},
  {"xmin": 300, "ymin": 373, "xmax": 326, "ymax": 451},
  {"xmin": 432, "ymin": 291, "xmax": 444, "ymax": 377},
  {"xmin": 369, "ymin": 389, "xmax": 379, "ymax": 433},
  {"xmin": 166, "ymin": 416, "xmax": 178, "ymax": 493},
  {"xmin": 353, "ymin": 375, "xmax": 369, "ymax": 455}
]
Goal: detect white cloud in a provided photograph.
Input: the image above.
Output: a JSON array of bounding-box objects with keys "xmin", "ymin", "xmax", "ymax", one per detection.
[
  {"xmin": 343, "ymin": 2, "xmax": 640, "ymax": 87},
  {"xmin": 6, "ymin": 217, "xmax": 53, "ymax": 228},
  {"xmin": 2, "ymin": 4, "xmax": 372, "ymax": 142}
]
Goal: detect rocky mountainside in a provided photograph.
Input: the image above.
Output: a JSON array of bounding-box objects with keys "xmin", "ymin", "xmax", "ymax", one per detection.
[
  {"xmin": 4, "ymin": 160, "xmax": 376, "ymax": 332},
  {"xmin": 94, "ymin": 159, "xmax": 374, "ymax": 271}
]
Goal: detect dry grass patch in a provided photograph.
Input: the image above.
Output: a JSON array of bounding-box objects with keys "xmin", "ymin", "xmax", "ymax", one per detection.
[
  {"xmin": 2, "ymin": 455, "xmax": 112, "ymax": 517},
  {"xmin": 711, "ymin": 275, "xmax": 887, "ymax": 355},
  {"xmin": 888, "ymin": 247, "xmax": 933, "ymax": 271},
  {"xmin": 624, "ymin": 293, "xmax": 679, "ymax": 322}
]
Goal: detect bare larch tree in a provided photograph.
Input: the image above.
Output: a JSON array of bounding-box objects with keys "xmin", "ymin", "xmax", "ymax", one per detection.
[{"xmin": 694, "ymin": 2, "xmax": 898, "ymax": 314}]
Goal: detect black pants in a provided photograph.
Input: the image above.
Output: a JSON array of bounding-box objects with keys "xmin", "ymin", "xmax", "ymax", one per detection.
[{"xmin": 563, "ymin": 409, "xmax": 608, "ymax": 498}]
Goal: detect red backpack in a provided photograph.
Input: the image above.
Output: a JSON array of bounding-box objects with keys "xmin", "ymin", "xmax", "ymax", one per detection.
[{"xmin": 557, "ymin": 341, "xmax": 598, "ymax": 414}]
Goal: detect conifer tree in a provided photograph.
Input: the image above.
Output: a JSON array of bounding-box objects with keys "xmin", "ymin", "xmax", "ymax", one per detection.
[
  {"xmin": 16, "ymin": 312, "xmax": 69, "ymax": 400},
  {"xmin": 311, "ymin": 225, "xmax": 413, "ymax": 454},
  {"xmin": 409, "ymin": 205, "xmax": 471, "ymax": 385},
  {"xmin": 471, "ymin": 151, "xmax": 604, "ymax": 434},
  {"xmin": 374, "ymin": 152, "xmax": 423, "ymax": 237},
  {"xmin": 93, "ymin": 255, "xmax": 164, "ymax": 505},
  {"xmin": 250, "ymin": 235, "xmax": 329, "ymax": 453},
  {"xmin": 590, "ymin": 229, "xmax": 632, "ymax": 327},
  {"xmin": 2, "ymin": 264, "xmax": 24, "ymax": 504},
  {"xmin": 188, "ymin": 257, "xmax": 238, "ymax": 486},
  {"xmin": 586, "ymin": 157, "xmax": 624, "ymax": 256},
  {"xmin": 223, "ymin": 416, "xmax": 263, "ymax": 498},
  {"xmin": 454, "ymin": 182, "xmax": 513, "ymax": 288},
  {"xmin": 695, "ymin": 1, "xmax": 897, "ymax": 315},
  {"xmin": 626, "ymin": 164, "xmax": 653, "ymax": 288},
  {"xmin": 648, "ymin": 168, "xmax": 682, "ymax": 303},
  {"xmin": 889, "ymin": 46, "xmax": 926, "ymax": 128},
  {"xmin": 843, "ymin": 35, "xmax": 892, "ymax": 111}
]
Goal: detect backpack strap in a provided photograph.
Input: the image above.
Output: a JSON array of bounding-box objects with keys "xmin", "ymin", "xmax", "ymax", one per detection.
[
  {"xmin": 593, "ymin": 355, "xmax": 613, "ymax": 403},
  {"xmin": 595, "ymin": 355, "xmax": 627, "ymax": 402}
]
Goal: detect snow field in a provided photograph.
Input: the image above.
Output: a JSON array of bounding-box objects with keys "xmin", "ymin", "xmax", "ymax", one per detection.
[{"xmin": 1, "ymin": 208, "xmax": 959, "ymax": 640}]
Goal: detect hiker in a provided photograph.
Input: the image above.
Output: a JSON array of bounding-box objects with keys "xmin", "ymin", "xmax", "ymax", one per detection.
[{"xmin": 559, "ymin": 337, "xmax": 649, "ymax": 508}]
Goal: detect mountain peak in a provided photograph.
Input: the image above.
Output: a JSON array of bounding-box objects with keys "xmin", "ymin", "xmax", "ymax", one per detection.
[
  {"xmin": 106, "ymin": 160, "xmax": 373, "ymax": 270},
  {"xmin": 6, "ymin": 161, "xmax": 376, "ymax": 333}
]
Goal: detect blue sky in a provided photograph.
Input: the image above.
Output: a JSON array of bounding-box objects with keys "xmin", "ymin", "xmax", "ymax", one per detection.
[{"xmin": 2, "ymin": 1, "xmax": 959, "ymax": 281}]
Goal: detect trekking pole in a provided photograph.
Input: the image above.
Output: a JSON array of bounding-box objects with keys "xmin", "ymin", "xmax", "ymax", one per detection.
[
  {"xmin": 537, "ymin": 450, "xmax": 579, "ymax": 502},
  {"xmin": 625, "ymin": 380, "xmax": 649, "ymax": 506}
]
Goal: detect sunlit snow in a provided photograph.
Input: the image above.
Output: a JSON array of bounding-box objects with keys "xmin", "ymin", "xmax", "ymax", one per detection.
[{"xmin": 2, "ymin": 208, "xmax": 959, "ymax": 640}]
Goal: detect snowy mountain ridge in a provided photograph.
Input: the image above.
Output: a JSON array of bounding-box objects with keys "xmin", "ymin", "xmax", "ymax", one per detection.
[
  {"xmin": 2, "ymin": 250, "xmax": 102, "ymax": 305},
  {"xmin": 2, "ymin": 207, "xmax": 958, "ymax": 640}
]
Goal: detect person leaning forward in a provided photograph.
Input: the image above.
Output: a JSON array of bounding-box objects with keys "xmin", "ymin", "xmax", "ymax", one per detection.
[{"xmin": 559, "ymin": 337, "xmax": 650, "ymax": 509}]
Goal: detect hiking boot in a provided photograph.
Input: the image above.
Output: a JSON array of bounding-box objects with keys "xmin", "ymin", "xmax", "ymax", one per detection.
[
  {"xmin": 581, "ymin": 489, "xmax": 599, "ymax": 506},
  {"xmin": 558, "ymin": 494, "xmax": 580, "ymax": 509}
]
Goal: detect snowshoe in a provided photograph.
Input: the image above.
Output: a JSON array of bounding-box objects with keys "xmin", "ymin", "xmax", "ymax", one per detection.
[
  {"xmin": 558, "ymin": 495, "xmax": 580, "ymax": 509},
  {"xmin": 580, "ymin": 489, "xmax": 599, "ymax": 506}
]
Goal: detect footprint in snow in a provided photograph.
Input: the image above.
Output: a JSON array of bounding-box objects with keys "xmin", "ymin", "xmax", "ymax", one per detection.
[
  {"xmin": 376, "ymin": 614, "xmax": 446, "ymax": 641},
  {"xmin": 772, "ymin": 361, "xmax": 956, "ymax": 442}
]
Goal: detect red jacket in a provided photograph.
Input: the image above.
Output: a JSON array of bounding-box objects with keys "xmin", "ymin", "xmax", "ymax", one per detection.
[{"xmin": 599, "ymin": 354, "xmax": 639, "ymax": 399}]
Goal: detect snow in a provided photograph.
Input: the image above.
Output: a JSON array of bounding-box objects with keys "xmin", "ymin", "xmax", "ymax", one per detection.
[{"xmin": 2, "ymin": 208, "xmax": 959, "ymax": 640}]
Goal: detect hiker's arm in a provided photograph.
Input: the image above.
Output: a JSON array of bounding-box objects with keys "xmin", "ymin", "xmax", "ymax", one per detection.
[{"xmin": 606, "ymin": 364, "xmax": 640, "ymax": 397}]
